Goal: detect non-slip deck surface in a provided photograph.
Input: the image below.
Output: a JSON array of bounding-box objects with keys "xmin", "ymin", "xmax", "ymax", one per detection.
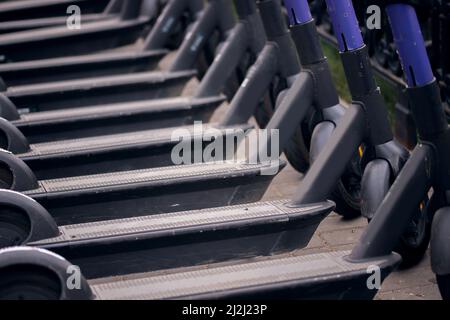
[
  {"xmin": 32, "ymin": 200, "xmax": 325, "ymax": 243},
  {"xmin": 22, "ymin": 122, "xmax": 242, "ymax": 156},
  {"xmin": 16, "ymin": 96, "xmax": 224, "ymax": 124},
  {"xmin": 90, "ymin": 251, "xmax": 387, "ymax": 300},
  {"xmin": 26, "ymin": 162, "xmax": 272, "ymax": 194},
  {"xmin": 7, "ymin": 70, "xmax": 194, "ymax": 95}
]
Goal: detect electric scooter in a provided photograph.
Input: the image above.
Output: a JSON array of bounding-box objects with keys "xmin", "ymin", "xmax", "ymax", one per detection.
[
  {"xmin": 350, "ymin": 1, "xmax": 450, "ymax": 299},
  {"xmin": 269, "ymin": 0, "xmax": 363, "ymax": 218}
]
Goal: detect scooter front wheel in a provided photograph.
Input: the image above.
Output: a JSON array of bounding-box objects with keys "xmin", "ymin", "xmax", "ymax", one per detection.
[
  {"xmin": 0, "ymin": 206, "xmax": 31, "ymax": 248},
  {"xmin": 0, "ymin": 265, "xmax": 62, "ymax": 300},
  {"xmin": 362, "ymin": 159, "xmax": 431, "ymax": 267},
  {"xmin": 396, "ymin": 201, "xmax": 431, "ymax": 267}
]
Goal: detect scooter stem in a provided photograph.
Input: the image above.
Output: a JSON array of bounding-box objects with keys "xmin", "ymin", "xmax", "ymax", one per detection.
[
  {"xmin": 284, "ymin": 0, "xmax": 313, "ymax": 25},
  {"xmin": 325, "ymin": 0, "xmax": 364, "ymax": 51},
  {"xmin": 388, "ymin": 4, "xmax": 450, "ymax": 192},
  {"xmin": 386, "ymin": 4, "xmax": 434, "ymax": 87}
]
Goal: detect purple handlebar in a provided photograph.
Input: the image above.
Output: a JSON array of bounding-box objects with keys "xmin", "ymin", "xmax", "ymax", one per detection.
[
  {"xmin": 386, "ymin": 4, "xmax": 434, "ymax": 87},
  {"xmin": 325, "ymin": 0, "xmax": 364, "ymax": 51},
  {"xmin": 284, "ymin": 0, "xmax": 312, "ymax": 25}
]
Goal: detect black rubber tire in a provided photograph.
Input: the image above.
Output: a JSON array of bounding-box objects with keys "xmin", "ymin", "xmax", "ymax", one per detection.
[
  {"xmin": 329, "ymin": 150, "xmax": 363, "ymax": 219},
  {"xmin": 0, "ymin": 161, "xmax": 13, "ymax": 189},
  {"xmin": 437, "ymin": 274, "xmax": 450, "ymax": 300},
  {"xmin": 283, "ymin": 126, "xmax": 310, "ymax": 174},
  {"xmin": 0, "ymin": 265, "xmax": 61, "ymax": 300},
  {"xmin": 0, "ymin": 206, "xmax": 31, "ymax": 248},
  {"xmin": 331, "ymin": 182, "xmax": 362, "ymax": 219},
  {"xmin": 395, "ymin": 202, "xmax": 432, "ymax": 268}
]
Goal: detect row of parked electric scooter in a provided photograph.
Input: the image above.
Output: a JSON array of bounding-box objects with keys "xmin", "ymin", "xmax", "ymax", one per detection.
[
  {"xmin": 311, "ymin": 0, "xmax": 450, "ymax": 150},
  {"xmin": 0, "ymin": 0, "xmax": 449, "ymax": 300}
]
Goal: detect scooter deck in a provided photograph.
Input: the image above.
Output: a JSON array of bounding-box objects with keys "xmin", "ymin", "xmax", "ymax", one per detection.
[
  {"xmin": 30, "ymin": 200, "xmax": 334, "ymax": 279},
  {"xmin": 15, "ymin": 96, "xmax": 225, "ymax": 142},
  {"xmin": 7, "ymin": 69, "xmax": 196, "ymax": 111},
  {"xmin": 19, "ymin": 122, "xmax": 247, "ymax": 179},
  {"xmin": 22, "ymin": 122, "xmax": 240, "ymax": 157},
  {"xmin": 90, "ymin": 251, "xmax": 400, "ymax": 300},
  {"xmin": 27, "ymin": 162, "xmax": 275, "ymax": 195},
  {"xmin": 25, "ymin": 161, "xmax": 283, "ymax": 224},
  {"xmin": 0, "ymin": 49, "xmax": 168, "ymax": 86}
]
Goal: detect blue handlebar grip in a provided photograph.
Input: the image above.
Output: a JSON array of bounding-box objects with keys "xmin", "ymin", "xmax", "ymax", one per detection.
[
  {"xmin": 284, "ymin": 0, "xmax": 313, "ymax": 25},
  {"xmin": 386, "ymin": 4, "xmax": 434, "ymax": 87},
  {"xmin": 325, "ymin": 0, "xmax": 364, "ymax": 51}
]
